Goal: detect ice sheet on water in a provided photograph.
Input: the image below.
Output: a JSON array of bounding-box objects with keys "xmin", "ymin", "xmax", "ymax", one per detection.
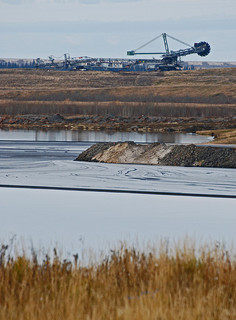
[
  {"xmin": 1, "ymin": 188, "xmax": 236, "ymax": 259},
  {"xmin": 1, "ymin": 140, "xmax": 235, "ymax": 258},
  {"xmin": 0, "ymin": 140, "xmax": 235, "ymax": 195},
  {"xmin": 0, "ymin": 159, "xmax": 235, "ymax": 195}
]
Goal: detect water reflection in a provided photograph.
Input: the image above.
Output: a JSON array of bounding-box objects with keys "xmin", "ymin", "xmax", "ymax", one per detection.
[{"xmin": 0, "ymin": 129, "xmax": 213, "ymax": 144}]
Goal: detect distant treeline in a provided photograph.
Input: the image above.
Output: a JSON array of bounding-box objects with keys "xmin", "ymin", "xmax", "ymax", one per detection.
[{"xmin": 0, "ymin": 60, "xmax": 36, "ymax": 69}]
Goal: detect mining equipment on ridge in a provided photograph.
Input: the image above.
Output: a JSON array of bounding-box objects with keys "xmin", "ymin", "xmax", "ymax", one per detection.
[
  {"xmin": 127, "ymin": 33, "xmax": 211, "ymax": 71},
  {"xmin": 35, "ymin": 33, "xmax": 211, "ymax": 71}
]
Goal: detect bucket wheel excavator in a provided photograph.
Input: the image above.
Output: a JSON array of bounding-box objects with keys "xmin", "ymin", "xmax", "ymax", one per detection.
[{"xmin": 127, "ymin": 33, "xmax": 211, "ymax": 70}]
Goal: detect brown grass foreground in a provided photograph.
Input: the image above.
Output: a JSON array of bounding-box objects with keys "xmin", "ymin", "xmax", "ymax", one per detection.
[{"xmin": 0, "ymin": 243, "xmax": 236, "ymax": 320}]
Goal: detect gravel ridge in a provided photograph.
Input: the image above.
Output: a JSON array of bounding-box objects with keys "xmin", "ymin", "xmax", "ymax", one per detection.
[{"xmin": 75, "ymin": 142, "xmax": 236, "ymax": 168}]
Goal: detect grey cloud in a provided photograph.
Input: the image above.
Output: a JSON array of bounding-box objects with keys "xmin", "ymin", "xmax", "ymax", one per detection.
[
  {"xmin": 1, "ymin": 0, "xmax": 139, "ymax": 2},
  {"xmin": 2, "ymin": 0, "xmax": 28, "ymax": 4},
  {"xmin": 50, "ymin": 0, "xmax": 140, "ymax": 3},
  {"xmin": 1, "ymin": 19, "xmax": 235, "ymax": 60},
  {"xmin": 0, "ymin": 17, "xmax": 235, "ymax": 33},
  {"xmin": 53, "ymin": 0, "xmax": 141, "ymax": 3},
  {"xmin": 54, "ymin": 0, "xmax": 99, "ymax": 3}
]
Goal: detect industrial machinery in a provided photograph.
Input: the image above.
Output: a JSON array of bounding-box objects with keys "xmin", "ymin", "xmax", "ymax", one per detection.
[
  {"xmin": 127, "ymin": 33, "xmax": 211, "ymax": 70},
  {"xmin": 36, "ymin": 33, "xmax": 210, "ymax": 71}
]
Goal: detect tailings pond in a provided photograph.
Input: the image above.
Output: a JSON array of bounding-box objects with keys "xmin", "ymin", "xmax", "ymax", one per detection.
[{"xmin": 0, "ymin": 129, "xmax": 235, "ymax": 257}]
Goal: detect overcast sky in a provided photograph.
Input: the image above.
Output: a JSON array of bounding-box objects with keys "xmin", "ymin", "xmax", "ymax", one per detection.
[{"xmin": 0, "ymin": 0, "xmax": 235, "ymax": 61}]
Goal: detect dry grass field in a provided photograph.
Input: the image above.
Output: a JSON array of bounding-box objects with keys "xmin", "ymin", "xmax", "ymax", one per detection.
[
  {"xmin": 1, "ymin": 242, "xmax": 236, "ymax": 320},
  {"xmin": 197, "ymin": 129, "xmax": 236, "ymax": 144},
  {"xmin": 0, "ymin": 68, "xmax": 236, "ymax": 141},
  {"xmin": 1, "ymin": 68, "xmax": 236, "ymax": 105}
]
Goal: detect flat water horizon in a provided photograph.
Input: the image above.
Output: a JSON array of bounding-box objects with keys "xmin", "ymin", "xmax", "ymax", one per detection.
[{"xmin": 0, "ymin": 128, "xmax": 213, "ymax": 144}]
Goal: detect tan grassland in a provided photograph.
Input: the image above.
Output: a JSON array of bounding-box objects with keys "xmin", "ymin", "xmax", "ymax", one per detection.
[
  {"xmin": 0, "ymin": 68, "xmax": 236, "ymax": 142},
  {"xmin": 1, "ymin": 242, "xmax": 236, "ymax": 320},
  {"xmin": 197, "ymin": 129, "xmax": 236, "ymax": 144}
]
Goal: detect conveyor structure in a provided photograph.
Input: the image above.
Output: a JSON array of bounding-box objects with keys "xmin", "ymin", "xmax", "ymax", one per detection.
[{"xmin": 35, "ymin": 33, "xmax": 211, "ymax": 71}]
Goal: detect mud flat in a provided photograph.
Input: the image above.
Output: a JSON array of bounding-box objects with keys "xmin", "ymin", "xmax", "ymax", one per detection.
[{"xmin": 75, "ymin": 142, "xmax": 236, "ymax": 168}]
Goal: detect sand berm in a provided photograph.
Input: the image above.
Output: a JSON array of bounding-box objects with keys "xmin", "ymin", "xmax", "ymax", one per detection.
[{"xmin": 75, "ymin": 142, "xmax": 236, "ymax": 168}]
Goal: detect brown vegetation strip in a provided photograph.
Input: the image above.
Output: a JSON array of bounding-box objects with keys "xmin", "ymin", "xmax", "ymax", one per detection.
[
  {"xmin": 0, "ymin": 243, "xmax": 236, "ymax": 320},
  {"xmin": 1, "ymin": 100, "xmax": 236, "ymax": 118}
]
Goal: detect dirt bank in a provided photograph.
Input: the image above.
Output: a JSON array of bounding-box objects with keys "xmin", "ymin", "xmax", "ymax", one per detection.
[
  {"xmin": 1, "ymin": 114, "xmax": 235, "ymax": 135},
  {"xmin": 75, "ymin": 142, "xmax": 236, "ymax": 168}
]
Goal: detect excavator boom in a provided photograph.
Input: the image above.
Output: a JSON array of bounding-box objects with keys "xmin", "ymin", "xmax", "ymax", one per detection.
[{"xmin": 127, "ymin": 33, "xmax": 211, "ymax": 69}]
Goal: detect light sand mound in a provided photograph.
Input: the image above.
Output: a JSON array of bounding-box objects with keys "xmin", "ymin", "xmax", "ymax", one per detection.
[
  {"xmin": 75, "ymin": 142, "xmax": 236, "ymax": 168},
  {"xmin": 92, "ymin": 142, "xmax": 173, "ymax": 164}
]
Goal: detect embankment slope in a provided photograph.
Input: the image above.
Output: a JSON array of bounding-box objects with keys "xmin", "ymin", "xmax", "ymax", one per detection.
[{"xmin": 75, "ymin": 142, "xmax": 236, "ymax": 168}]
